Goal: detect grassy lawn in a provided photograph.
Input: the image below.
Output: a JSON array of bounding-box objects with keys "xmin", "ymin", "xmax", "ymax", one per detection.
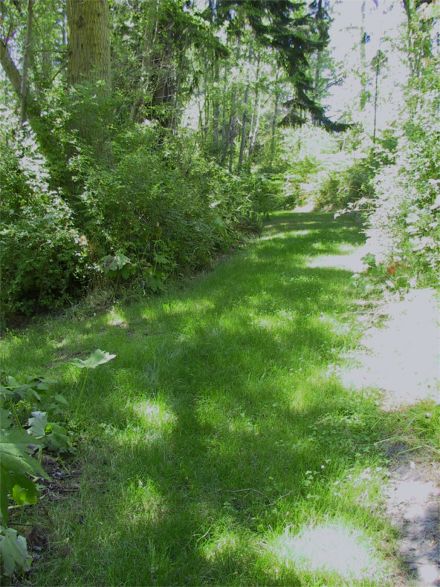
[{"xmin": 2, "ymin": 211, "xmax": 438, "ymax": 585}]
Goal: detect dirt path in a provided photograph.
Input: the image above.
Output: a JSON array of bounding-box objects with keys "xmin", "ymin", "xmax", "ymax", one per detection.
[
  {"xmin": 385, "ymin": 449, "xmax": 440, "ymax": 586},
  {"xmin": 340, "ymin": 288, "xmax": 440, "ymax": 586},
  {"xmin": 306, "ymin": 227, "xmax": 440, "ymax": 586},
  {"xmin": 340, "ymin": 288, "xmax": 440, "ymax": 410}
]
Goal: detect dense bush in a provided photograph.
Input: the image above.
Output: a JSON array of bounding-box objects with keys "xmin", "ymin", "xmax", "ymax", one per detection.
[
  {"xmin": 314, "ymin": 150, "xmax": 380, "ymax": 211},
  {"xmin": 367, "ymin": 61, "xmax": 440, "ymax": 284},
  {"xmin": 77, "ymin": 125, "xmax": 266, "ymax": 275},
  {"xmin": 311, "ymin": 52, "xmax": 439, "ymax": 288},
  {"xmin": 0, "ymin": 119, "xmax": 89, "ymax": 320},
  {"xmin": 0, "ymin": 117, "xmax": 269, "ymax": 323}
]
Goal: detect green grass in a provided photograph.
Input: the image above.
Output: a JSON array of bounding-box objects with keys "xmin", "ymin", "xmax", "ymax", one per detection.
[{"xmin": 1, "ymin": 211, "xmax": 438, "ymax": 585}]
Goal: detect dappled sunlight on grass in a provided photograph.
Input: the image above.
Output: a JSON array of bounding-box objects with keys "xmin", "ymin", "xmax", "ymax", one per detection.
[
  {"xmin": 124, "ymin": 478, "xmax": 167, "ymax": 525},
  {"xmin": 131, "ymin": 398, "xmax": 177, "ymax": 434},
  {"xmin": 105, "ymin": 308, "xmax": 128, "ymax": 329},
  {"xmin": 2, "ymin": 211, "xmax": 411, "ymax": 585},
  {"xmin": 202, "ymin": 531, "xmax": 240, "ymax": 562}
]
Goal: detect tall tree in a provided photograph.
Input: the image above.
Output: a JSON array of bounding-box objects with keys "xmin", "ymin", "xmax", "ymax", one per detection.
[
  {"xmin": 66, "ymin": 0, "xmax": 111, "ymax": 90},
  {"xmin": 20, "ymin": 0, "xmax": 34, "ymax": 122},
  {"xmin": 66, "ymin": 0, "xmax": 111, "ymax": 155}
]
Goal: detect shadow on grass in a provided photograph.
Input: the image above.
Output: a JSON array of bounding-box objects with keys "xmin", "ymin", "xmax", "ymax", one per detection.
[{"xmin": 3, "ymin": 212, "xmax": 399, "ymax": 585}]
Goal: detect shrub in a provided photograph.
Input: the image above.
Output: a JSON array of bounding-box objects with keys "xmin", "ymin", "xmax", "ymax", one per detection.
[
  {"xmin": 1, "ymin": 112, "xmax": 272, "ymax": 322},
  {"xmin": 0, "ymin": 119, "xmax": 89, "ymax": 321},
  {"xmin": 66, "ymin": 125, "xmax": 267, "ymax": 293},
  {"xmin": 365, "ymin": 55, "xmax": 440, "ymax": 285},
  {"xmin": 315, "ymin": 152, "xmax": 379, "ymax": 211}
]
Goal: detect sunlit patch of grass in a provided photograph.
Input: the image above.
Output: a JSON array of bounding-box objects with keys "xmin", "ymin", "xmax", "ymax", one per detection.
[
  {"xmin": 200, "ymin": 522, "xmax": 243, "ymax": 562},
  {"xmin": 105, "ymin": 307, "xmax": 128, "ymax": 328},
  {"xmin": 129, "ymin": 397, "xmax": 177, "ymax": 443},
  {"xmin": 125, "ymin": 478, "xmax": 167, "ymax": 525}
]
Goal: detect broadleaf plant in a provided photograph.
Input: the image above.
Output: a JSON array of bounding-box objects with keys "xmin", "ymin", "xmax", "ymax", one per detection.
[
  {"xmin": 0, "ymin": 526, "xmax": 32, "ymax": 577},
  {"xmin": 71, "ymin": 349, "xmax": 116, "ymax": 369}
]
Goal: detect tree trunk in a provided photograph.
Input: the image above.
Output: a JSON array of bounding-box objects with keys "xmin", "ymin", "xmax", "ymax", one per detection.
[
  {"xmin": 0, "ymin": 38, "xmax": 70, "ymax": 186},
  {"xmin": 67, "ymin": 0, "xmax": 111, "ymax": 155},
  {"xmin": 359, "ymin": 0, "xmax": 368, "ymax": 110},
  {"xmin": 212, "ymin": 60, "xmax": 220, "ymax": 152},
  {"xmin": 270, "ymin": 76, "xmax": 280, "ymax": 170},
  {"xmin": 372, "ymin": 50, "xmax": 386, "ymax": 143},
  {"xmin": 237, "ymin": 47, "xmax": 253, "ymax": 171},
  {"xmin": 0, "ymin": 39, "xmax": 23, "ymax": 99},
  {"xmin": 21, "ymin": 0, "xmax": 34, "ymax": 122},
  {"xmin": 131, "ymin": 0, "xmax": 160, "ymax": 122},
  {"xmin": 226, "ymin": 88, "xmax": 236, "ymax": 171},
  {"xmin": 248, "ymin": 52, "xmax": 261, "ymax": 160},
  {"xmin": 373, "ymin": 58, "xmax": 379, "ymax": 143},
  {"xmin": 238, "ymin": 83, "xmax": 250, "ymax": 171},
  {"xmin": 67, "ymin": 0, "xmax": 111, "ymax": 89},
  {"xmin": 403, "ymin": 0, "xmax": 415, "ymax": 73},
  {"xmin": 0, "ymin": 38, "xmax": 43, "ymax": 143}
]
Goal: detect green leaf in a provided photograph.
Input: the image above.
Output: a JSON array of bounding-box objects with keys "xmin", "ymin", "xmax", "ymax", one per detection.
[
  {"xmin": 28, "ymin": 411, "xmax": 48, "ymax": 438},
  {"xmin": 0, "ymin": 409, "xmax": 11, "ymax": 430},
  {"xmin": 0, "ymin": 429, "xmax": 47, "ymax": 523},
  {"xmin": 100, "ymin": 253, "xmax": 131, "ymax": 274},
  {"xmin": 0, "ymin": 429, "xmax": 47, "ymax": 479},
  {"xmin": 45, "ymin": 423, "xmax": 71, "ymax": 453},
  {"xmin": 0, "ymin": 467, "xmax": 40, "ymax": 523},
  {"xmin": 54, "ymin": 394, "xmax": 68, "ymax": 407},
  {"xmin": 0, "ymin": 526, "xmax": 32, "ymax": 576},
  {"xmin": 71, "ymin": 349, "xmax": 116, "ymax": 369},
  {"xmin": 11, "ymin": 476, "xmax": 39, "ymax": 507},
  {"xmin": 0, "ymin": 386, "xmax": 14, "ymax": 402},
  {"xmin": 1, "ymin": 378, "xmax": 41, "ymax": 403}
]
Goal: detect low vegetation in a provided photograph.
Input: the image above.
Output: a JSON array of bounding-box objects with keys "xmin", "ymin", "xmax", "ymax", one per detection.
[{"xmin": 1, "ymin": 212, "xmax": 438, "ymax": 583}]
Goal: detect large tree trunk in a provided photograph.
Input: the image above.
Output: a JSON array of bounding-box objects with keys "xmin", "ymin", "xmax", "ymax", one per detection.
[
  {"xmin": 67, "ymin": 0, "xmax": 111, "ymax": 89},
  {"xmin": 67, "ymin": 0, "xmax": 112, "ymax": 156}
]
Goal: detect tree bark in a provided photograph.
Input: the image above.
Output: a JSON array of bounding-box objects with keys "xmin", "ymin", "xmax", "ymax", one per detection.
[
  {"xmin": 0, "ymin": 37, "xmax": 42, "ymax": 137},
  {"xmin": 21, "ymin": 0, "xmax": 34, "ymax": 122},
  {"xmin": 0, "ymin": 38, "xmax": 23, "ymax": 99},
  {"xmin": 248, "ymin": 52, "xmax": 261, "ymax": 160},
  {"xmin": 67, "ymin": 0, "xmax": 112, "ymax": 155},
  {"xmin": 67, "ymin": 0, "xmax": 111, "ymax": 89},
  {"xmin": 270, "ymin": 75, "xmax": 280, "ymax": 170},
  {"xmin": 0, "ymin": 37, "xmax": 69, "ymax": 184},
  {"xmin": 212, "ymin": 60, "xmax": 220, "ymax": 151},
  {"xmin": 238, "ymin": 83, "xmax": 250, "ymax": 171}
]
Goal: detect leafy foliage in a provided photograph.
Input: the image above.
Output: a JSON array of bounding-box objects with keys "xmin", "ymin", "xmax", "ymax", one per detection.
[
  {"xmin": 0, "ymin": 348, "xmax": 115, "ymax": 577},
  {"xmin": 0, "ymin": 112, "xmax": 89, "ymax": 321}
]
